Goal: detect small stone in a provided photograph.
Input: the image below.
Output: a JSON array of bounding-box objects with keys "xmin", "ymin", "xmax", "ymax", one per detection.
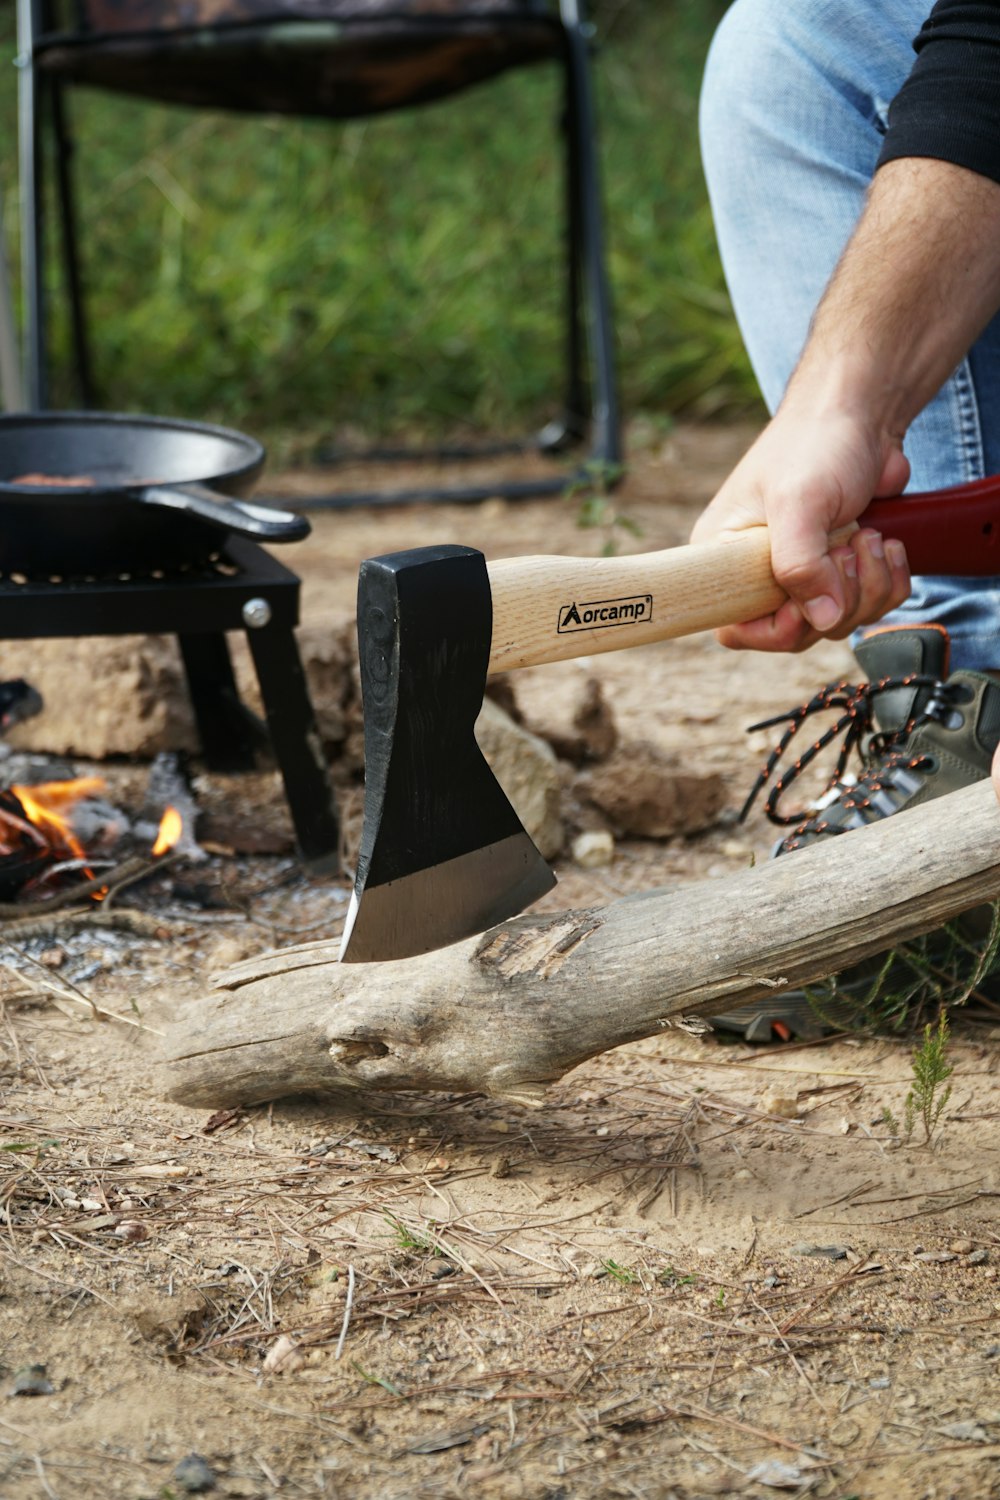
[
  {"xmin": 114, "ymin": 1220, "xmax": 150, "ymax": 1243},
  {"xmin": 869, "ymin": 1376, "xmax": 890, "ymax": 1389},
  {"xmin": 574, "ymin": 742, "xmax": 726, "ymax": 838},
  {"xmin": 571, "ymin": 829, "xmax": 615, "ymax": 869},
  {"xmin": 10, "ymin": 1364, "xmax": 53, "ymax": 1397},
  {"xmin": 914, "ymin": 1250, "xmax": 956, "ymax": 1263},
  {"xmin": 173, "ymin": 1453, "xmax": 217, "ymax": 1493},
  {"xmin": 38, "ymin": 948, "xmax": 64, "ymax": 969},
  {"xmin": 761, "ymin": 1092, "xmax": 800, "ymax": 1119},
  {"xmin": 969, "ymin": 1249, "xmax": 989, "ymax": 1265},
  {"xmin": 791, "ymin": 1244, "xmax": 849, "ymax": 1261},
  {"xmin": 949, "ymin": 1238, "xmax": 976, "ymax": 1255},
  {"xmin": 745, "ymin": 1460, "xmax": 810, "ymax": 1489},
  {"xmin": 262, "ymin": 1335, "xmax": 305, "ymax": 1376},
  {"xmin": 936, "ymin": 1420, "xmax": 989, "ymax": 1443}
]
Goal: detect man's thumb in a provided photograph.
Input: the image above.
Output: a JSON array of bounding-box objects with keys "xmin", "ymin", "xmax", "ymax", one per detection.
[{"xmin": 771, "ymin": 528, "xmax": 845, "ymax": 632}]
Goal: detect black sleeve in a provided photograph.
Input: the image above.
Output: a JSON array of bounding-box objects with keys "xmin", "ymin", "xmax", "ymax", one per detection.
[{"xmin": 877, "ymin": 1, "xmax": 1000, "ymax": 185}]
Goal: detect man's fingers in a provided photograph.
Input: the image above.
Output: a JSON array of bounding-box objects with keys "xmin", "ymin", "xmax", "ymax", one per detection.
[
  {"xmin": 769, "ymin": 518, "xmax": 849, "ymax": 633},
  {"xmin": 714, "ymin": 529, "xmax": 911, "ymax": 653},
  {"xmin": 822, "ymin": 530, "xmax": 911, "ymax": 638},
  {"xmin": 715, "ymin": 598, "xmax": 818, "ymax": 654}
]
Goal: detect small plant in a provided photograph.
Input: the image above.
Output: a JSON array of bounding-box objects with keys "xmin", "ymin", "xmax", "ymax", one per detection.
[
  {"xmin": 350, "ymin": 1362, "xmax": 404, "ymax": 1396},
  {"xmin": 570, "ymin": 460, "xmax": 637, "ymax": 556},
  {"xmin": 600, "ymin": 1258, "xmax": 638, "ymax": 1285},
  {"xmin": 713, "ymin": 1287, "xmax": 727, "ymax": 1310},
  {"xmin": 384, "ymin": 1213, "xmax": 442, "ymax": 1256},
  {"xmin": 807, "ymin": 901, "xmax": 1000, "ymax": 1039},
  {"xmin": 881, "ymin": 1010, "xmax": 954, "ymax": 1146},
  {"xmin": 904, "ymin": 1010, "xmax": 954, "ymax": 1145},
  {"xmin": 658, "ymin": 1264, "xmax": 697, "ymax": 1288}
]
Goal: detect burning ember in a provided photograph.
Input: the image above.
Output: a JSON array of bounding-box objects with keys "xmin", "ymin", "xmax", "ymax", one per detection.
[{"xmin": 152, "ymin": 806, "xmax": 183, "ymax": 857}]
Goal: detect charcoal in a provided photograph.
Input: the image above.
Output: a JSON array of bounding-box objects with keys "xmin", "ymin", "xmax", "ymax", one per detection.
[{"xmin": 0, "ymin": 679, "xmax": 43, "ymax": 734}]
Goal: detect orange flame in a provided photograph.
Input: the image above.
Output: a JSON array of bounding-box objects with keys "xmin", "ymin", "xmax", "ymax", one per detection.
[
  {"xmin": 152, "ymin": 806, "xmax": 183, "ymax": 857},
  {"xmin": 7, "ymin": 777, "xmax": 106, "ymax": 861}
]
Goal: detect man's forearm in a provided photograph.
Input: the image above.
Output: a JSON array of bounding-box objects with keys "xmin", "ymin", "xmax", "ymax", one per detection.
[{"xmin": 786, "ymin": 156, "xmax": 1000, "ymax": 439}]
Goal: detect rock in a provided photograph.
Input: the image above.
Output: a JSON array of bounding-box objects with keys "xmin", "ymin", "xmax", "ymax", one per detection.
[
  {"xmin": 744, "ymin": 1460, "xmax": 813, "ymax": 1489},
  {"xmin": 935, "ymin": 1421, "xmax": 989, "ymax": 1443},
  {"xmin": 5, "ymin": 635, "xmax": 197, "ymax": 759},
  {"xmin": 483, "ymin": 674, "xmax": 522, "ymax": 724},
  {"xmin": 949, "ymin": 1238, "xmax": 976, "ymax": 1255},
  {"xmin": 262, "ymin": 1334, "xmax": 305, "ymax": 1375},
  {"xmin": 572, "ymin": 830, "xmax": 615, "ymax": 868},
  {"xmin": 512, "ymin": 670, "xmax": 619, "ymax": 765},
  {"xmin": 761, "ymin": 1092, "xmax": 800, "ymax": 1119},
  {"xmin": 10, "ymin": 1364, "xmax": 54, "ymax": 1397},
  {"xmin": 474, "ymin": 698, "xmax": 564, "ymax": 860},
  {"xmin": 173, "ymin": 1452, "xmax": 217, "ymax": 1492},
  {"xmin": 524, "ymin": 675, "xmax": 618, "ymax": 765},
  {"xmin": 126, "ymin": 1289, "xmax": 207, "ymax": 1350},
  {"xmin": 574, "ymin": 741, "xmax": 725, "ymax": 838}
]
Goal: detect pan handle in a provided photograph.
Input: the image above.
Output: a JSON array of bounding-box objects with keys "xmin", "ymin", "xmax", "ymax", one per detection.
[{"xmin": 133, "ymin": 483, "xmax": 311, "ymax": 543}]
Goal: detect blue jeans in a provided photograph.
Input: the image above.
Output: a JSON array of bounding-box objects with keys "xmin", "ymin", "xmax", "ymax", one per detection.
[{"xmin": 699, "ymin": 0, "xmax": 1000, "ymax": 669}]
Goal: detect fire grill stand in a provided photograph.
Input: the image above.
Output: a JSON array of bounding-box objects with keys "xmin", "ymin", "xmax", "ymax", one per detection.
[{"xmin": 0, "ymin": 537, "xmax": 341, "ymax": 872}]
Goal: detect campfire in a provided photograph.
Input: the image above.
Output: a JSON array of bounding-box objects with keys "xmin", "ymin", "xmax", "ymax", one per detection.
[{"xmin": 0, "ymin": 772, "xmax": 184, "ymax": 904}]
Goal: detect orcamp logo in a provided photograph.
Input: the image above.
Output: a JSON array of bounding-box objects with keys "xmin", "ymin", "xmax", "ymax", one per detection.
[{"xmin": 557, "ymin": 594, "xmax": 653, "ymax": 633}]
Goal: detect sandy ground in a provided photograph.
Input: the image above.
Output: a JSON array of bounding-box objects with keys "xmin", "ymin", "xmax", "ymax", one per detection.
[{"xmin": 1, "ymin": 422, "xmax": 999, "ymax": 1500}]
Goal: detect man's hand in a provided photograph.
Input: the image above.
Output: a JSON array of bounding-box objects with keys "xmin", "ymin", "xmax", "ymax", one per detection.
[
  {"xmin": 692, "ymin": 156, "xmax": 1000, "ymax": 652},
  {"xmin": 691, "ymin": 401, "xmax": 912, "ymax": 652}
]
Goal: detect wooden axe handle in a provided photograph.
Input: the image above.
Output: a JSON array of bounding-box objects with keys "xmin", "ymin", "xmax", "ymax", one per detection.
[
  {"xmin": 486, "ymin": 476, "xmax": 1000, "ymax": 671},
  {"xmin": 488, "ymin": 529, "xmax": 782, "ymax": 672}
]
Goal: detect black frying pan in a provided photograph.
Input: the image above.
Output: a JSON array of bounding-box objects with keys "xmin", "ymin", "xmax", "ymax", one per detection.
[{"xmin": 0, "ymin": 411, "xmax": 309, "ymax": 575}]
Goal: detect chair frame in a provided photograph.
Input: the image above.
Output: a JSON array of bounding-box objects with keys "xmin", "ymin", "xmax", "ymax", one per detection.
[
  {"xmin": 16, "ymin": 0, "xmax": 621, "ymax": 504},
  {"xmin": 0, "ymin": 178, "xmax": 23, "ymax": 411}
]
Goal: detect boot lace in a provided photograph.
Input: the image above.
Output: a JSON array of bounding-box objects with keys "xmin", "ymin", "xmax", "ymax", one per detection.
[{"xmin": 740, "ymin": 672, "xmax": 961, "ymax": 849}]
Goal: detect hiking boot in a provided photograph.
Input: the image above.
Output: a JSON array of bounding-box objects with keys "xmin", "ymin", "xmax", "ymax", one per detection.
[{"xmin": 709, "ymin": 624, "xmax": 1000, "ymax": 1042}]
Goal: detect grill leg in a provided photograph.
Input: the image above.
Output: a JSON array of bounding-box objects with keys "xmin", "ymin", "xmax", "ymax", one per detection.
[
  {"xmin": 178, "ymin": 632, "xmax": 261, "ymax": 773},
  {"xmin": 245, "ymin": 623, "xmax": 341, "ymax": 873}
]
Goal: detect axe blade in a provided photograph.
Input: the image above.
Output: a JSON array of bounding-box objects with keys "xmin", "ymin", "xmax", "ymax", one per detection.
[{"xmin": 339, "ymin": 544, "xmax": 555, "ymax": 963}]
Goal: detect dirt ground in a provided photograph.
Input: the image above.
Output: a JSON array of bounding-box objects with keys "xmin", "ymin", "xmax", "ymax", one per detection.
[{"xmin": 1, "ymin": 422, "xmax": 999, "ymax": 1500}]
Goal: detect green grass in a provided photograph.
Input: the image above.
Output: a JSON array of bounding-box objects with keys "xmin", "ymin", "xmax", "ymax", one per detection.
[{"xmin": 0, "ymin": 1, "xmax": 757, "ymax": 445}]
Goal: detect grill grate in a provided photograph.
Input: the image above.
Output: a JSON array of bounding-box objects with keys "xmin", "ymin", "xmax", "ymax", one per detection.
[{"xmin": 0, "ymin": 539, "xmax": 340, "ymax": 870}]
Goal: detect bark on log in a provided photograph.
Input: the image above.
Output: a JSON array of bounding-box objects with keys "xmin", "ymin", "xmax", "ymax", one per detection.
[{"xmin": 161, "ymin": 779, "xmax": 1000, "ymax": 1111}]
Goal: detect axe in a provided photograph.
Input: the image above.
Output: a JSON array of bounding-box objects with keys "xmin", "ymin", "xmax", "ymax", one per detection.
[{"xmin": 339, "ymin": 475, "xmax": 1000, "ymax": 962}]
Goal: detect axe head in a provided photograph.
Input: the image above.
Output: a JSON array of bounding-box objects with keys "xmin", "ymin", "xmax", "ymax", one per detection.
[{"xmin": 338, "ymin": 544, "xmax": 556, "ymax": 963}]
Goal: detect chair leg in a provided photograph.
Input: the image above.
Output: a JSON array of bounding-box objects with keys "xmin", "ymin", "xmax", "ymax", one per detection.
[
  {"xmin": 50, "ymin": 82, "xmax": 96, "ymax": 408},
  {"xmin": 0, "ymin": 179, "xmax": 24, "ymax": 412},
  {"xmin": 537, "ymin": 58, "xmax": 588, "ymax": 456},
  {"xmin": 17, "ymin": 0, "xmax": 48, "ymax": 409},
  {"xmin": 563, "ymin": 23, "xmax": 622, "ymax": 473}
]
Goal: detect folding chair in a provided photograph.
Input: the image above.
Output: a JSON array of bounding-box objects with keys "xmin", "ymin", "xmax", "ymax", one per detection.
[
  {"xmin": 16, "ymin": 0, "xmax": 621, "ymax": 504},
  {"xmin": 0, "ymin": 179, "xmax": 23, "ymax": 411}
]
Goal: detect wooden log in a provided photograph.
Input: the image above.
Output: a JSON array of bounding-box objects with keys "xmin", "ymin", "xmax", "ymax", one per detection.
[{"xmin": 161, "ymin": 779, "xmax": 1000, "ymax": 1111}]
